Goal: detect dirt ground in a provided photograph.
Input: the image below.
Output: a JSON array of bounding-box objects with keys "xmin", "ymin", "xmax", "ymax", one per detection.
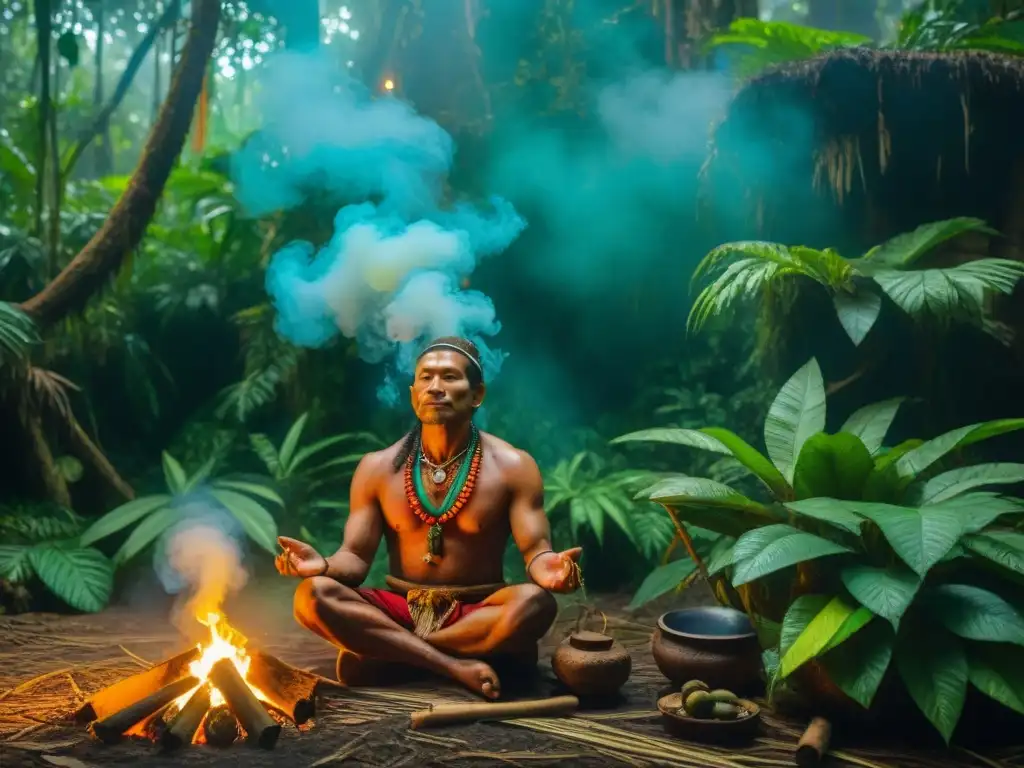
[{"xmin": 1, "ymin": 580, "xmax": 1021, "ymax": 768}]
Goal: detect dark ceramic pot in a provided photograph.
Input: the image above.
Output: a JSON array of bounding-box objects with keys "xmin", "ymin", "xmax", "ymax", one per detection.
[
  {"xmin": 551, "ymin": 631, "xmax": 632, "ymax": 697},
  {"xmin": 651, "ymin": 607, "xmax": 762, "ymax": 693}
]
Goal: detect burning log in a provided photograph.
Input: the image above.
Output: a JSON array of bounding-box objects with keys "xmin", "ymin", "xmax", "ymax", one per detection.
[
  {"xmin": 209, "ymin": 658, "xmax": 281, "ymax": 750},
  {"xmin": 161, "ymin": 683, "xmax": 211, "ymax": 752},
  {"xmin": 88, "ymin": 675, "xmax": 199, "ymax": 744},
  {"xmin": 246, "ymin": 649, "xmax": 331, "ymax": 725},
  {"xmin": 203, "ymin": 705, "xmax": 240, "ymax": 747},
  {"xmin": 75, "ymin": 646, "xmax": 200, "ymax": 724}
]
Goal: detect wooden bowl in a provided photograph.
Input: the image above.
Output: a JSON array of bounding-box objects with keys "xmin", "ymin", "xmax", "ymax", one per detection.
[{"xmin": 657, "ymin": 692, "xmax": 762, "ymax": 745}]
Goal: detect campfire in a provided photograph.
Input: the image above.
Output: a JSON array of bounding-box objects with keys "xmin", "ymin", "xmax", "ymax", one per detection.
[{"xmin": 75, "ymin": 609, "xmax": 330, "ymax": 751}]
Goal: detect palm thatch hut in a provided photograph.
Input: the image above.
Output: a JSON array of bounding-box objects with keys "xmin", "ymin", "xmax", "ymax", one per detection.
[{"xmin": 699, "ymin": 48, "xmax": 1024, "ymax": 442}]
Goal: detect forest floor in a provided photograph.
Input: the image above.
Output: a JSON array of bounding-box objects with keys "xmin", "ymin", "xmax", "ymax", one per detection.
[{"xmin": 1, "ymin": 580, "xmax": 1021, "ymax": 768}]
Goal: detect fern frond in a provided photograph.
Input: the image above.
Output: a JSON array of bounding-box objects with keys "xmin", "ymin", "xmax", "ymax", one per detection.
[
  {"xmin": 0, "ymin": 301, "xmax": 40, "ymax": 371},
  {"xmin": 25, "ymin": 367, "xmax": 79, "ymax": 421}
]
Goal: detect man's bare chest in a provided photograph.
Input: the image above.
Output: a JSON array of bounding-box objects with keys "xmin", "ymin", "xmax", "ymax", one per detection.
[{"xmin": 378, "ymin": 466, "xmax": 510, "ymax": 536}]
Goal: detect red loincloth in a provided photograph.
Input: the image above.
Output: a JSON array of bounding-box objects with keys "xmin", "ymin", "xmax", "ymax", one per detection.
[{"xmin": 356, "ymin": 588, "xmax": 488, "ymax": 630}]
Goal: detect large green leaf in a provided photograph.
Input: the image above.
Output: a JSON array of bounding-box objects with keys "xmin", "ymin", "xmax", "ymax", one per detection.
[
  {"xmin": 914, "ymin": 463, "xmax": 1024, "ymax": 505},
  {"xmin": 779, "ymin": 596, "xmax": 873, "ymax": 678},
  {"xmin": 611, "ymin": 428, "xmax": 732, "ymax": 454},
  {"xmin": 793, "ymin": 432, "xmax": 874, "ymax": 500},
  {"xmin": 820, "ymin": 619, "xmax": 895, "ymax": 709},
  {"xmin": 637, "ymin": 476, "xmax": 764, "ymax": 510},
  {"xmin": 860, "ymin": 217, "xmax": 998, "ymax": 269},
  {"xmin": 290, "ymin": 431, "xmax": 380, "ymax": 474},
  {"xmin": 79, "ymin": 495, "xmax": 171, "ymax": 546},
  {"xmin": 699, "ymin": 427, "xmax": 791, "ymax": 499},
  {"xmin": 930, "ymin": 492, "xmax": 1024, "ymax": 534},
  {"xmin": 730, "ymin": 524, "xmax": 852, "ymax": 586},
  {"xmin": 627, "ymin": 558, "xmax": 697, "ymax": 610},
  {"xmin": 161, "ymin": 452, "xmax": 189, "ymax": 495},
  {"xmin": 779, "ymin": 595, "xmax": 831, "ymax": 658},
  {"xmin": 896, "ymin": 625, "xmax": 968, "ymax": 743},
  {"xmin": 967, "ymin": 643, "xmax": 1024, "ymax": 716},
  {"xmin": 27, "ymin": 545, "xmax": 114, "ymax": 613},
  {"xmin": 763, "ymin": 359, "xmax": 827, "ymax": 484},
  {"xmin": 0, "ymin": 545, "xmax": 32, "ymax": 582},
  {"xmin": 213, "ymin": 480, "xmax": 285, "ymax": 508},
  {"xmin": 278, "ymin": 412, "xmax": 309, "ymax": 474},
  {"xmin": 113, "ymin": 506, "xmax": 180, "ymax": 564},
  {"xmin": 924, "ymin": 584, "xmax": 1024, "ymax": 646},
  {"xmin": 783, "ymin": 498, "xmax": 865, "ymax": 536},
  {"xmin": 210, "ymin": 489, "xmax": 279, "ymax": 554},
  {"xmin": 872, "ymin": 260, "xmax": 1024, "ymax": 322},
  {"xmin": 833, "ymin": 289, "xmax": 881, "ymax": 346},
  {"xmin": 896, "ymin": 419, "xmax": 1024, "ymax": 480},
  {"xmin": 833, "ymin": 501, "xmax": 963, "ymax": 577},
  {"xmin": 963, "ymin": 530, "xmax": 1024, "ymax": 577},
  {"xmin": 839, "ymin": 398, "xmax": 905, "ymax": 456},
  {"xmin": 841, "ymin": 564, "xmax": 921, "ymax": 630}
]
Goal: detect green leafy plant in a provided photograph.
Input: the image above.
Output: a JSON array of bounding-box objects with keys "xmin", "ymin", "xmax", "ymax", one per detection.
[
  {"xmin": 688, "ymin": 218, "xmax": 1024, "ymax": 348},
  {"xmin": 0, "ymin": 503, "xmax": 115, "ymax": 613},
  {"xmin": 80, "ymin": 451, "xmax": 284, "ymax": 563},
  {"xmin": 615, "ymin": 357, "xmax": 1024, "ymax": 742}
]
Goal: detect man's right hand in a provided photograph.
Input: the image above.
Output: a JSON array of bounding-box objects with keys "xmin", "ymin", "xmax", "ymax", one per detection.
[{"xmin": 275, "ymin": 536, "xmax": 329, "ymax": 578}]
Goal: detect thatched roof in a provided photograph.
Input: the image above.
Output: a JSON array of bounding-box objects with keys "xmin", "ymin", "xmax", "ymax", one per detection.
[{"xmin": 701, "ymin": 48, "xmax": 1024, "ymax": 251}]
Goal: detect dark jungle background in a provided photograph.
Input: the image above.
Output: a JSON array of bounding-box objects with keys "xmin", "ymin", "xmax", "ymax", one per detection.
[{"xmin": 2, "ymin": 0, "xmax": 1023, "ymax": 618}]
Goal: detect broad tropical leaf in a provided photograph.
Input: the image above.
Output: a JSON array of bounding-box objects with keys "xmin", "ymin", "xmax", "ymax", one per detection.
[
  {"xmin": 278, "ymin": 412, "xmax": 309, "ymax": 473},
  {"xmin": 113, "ymin": 506, "xmax": 180, "ymax": 564},
  {"xmin": 872, "ymin": 259, "xmax": 1024, "ymax": 322},
  {"xmin": 636, "ymin": 476, "xmax": 765, "ymax": 511},
  {"xmin": 783, "ymin": 498, "xmax": 864, "ymax": 536},
  {"xmin": 161, "ymin": 452, "xmax": 189, "ymax": 495},
  {"xmin": 79, "ymin": 495, "xmax": 171, "ymax": 546},
  {"xmin": 779, "ymin": 595, "xmax": 830, "ymax": 658},
  {"xmin": 967, "ymin": 643, "xmax": 1024, "ymax": 716},
  {"xmin": 896, "ymin": 419, "xmax": 1024, "ymax": 479},
  {"xmin": 0, "ymin": 545, "xmax": 32, "ymax": 582},
  {"xmin": 764, "ymin": 359, "xmax": 827, "ymax": 484},
  {"xmin": 929, "ymin": 492, "xmax": 1024, "ymax": 534},
  {"xmin": 924, "ymin": 584, "xmax": 1024, "ymax": 646},
  {"xmin": 841, "ymin": 564, "xmax": 921, "ymax": 630},
  {"xmin": 627, "ymin": 558, "xmax": 697, "ymax": 610},
  {"xmin": 833, "ymin": 289, "xmax": 881, "ymax": 346},
  {"xmin": 209, "ymin": 489, "xmax": 279, "ymax": 554},
  {"xmin": 963, "ymin": 530, "xmax": 1024, "ymax": 577},
  {"xmin": 832, "ymin": 501, "xmax": 963, "ymax": 577},
  {"xmin": 820, "ymin": 619, "xmax": 895, "ymax": 709},
  {"xmin": 213, "ymin": 480, "xmax": 285, "ymax": 508},
  {"xmin": 860, "ymin": 218, "xmax": 998, "ymax": 269},
  {"xmin": 779, "ymin": 596, "xmax": 873, "ymax": 678},
  {"xmin": 699, "ymin": 427, "xmax": 791, "ymax": 498},
  {"xmin": 611, "ymin": 427, "xmax": 732, "ymax": 455},
  {"xmin": 730, "ymin": 524, "xmax": 852, "ymax": 586},
  {"xmin": 27, "ymin": 545, "xmax": 114, "ymax": 613},
  {"xmin": 840, "ymin": 398, "xmax": 904, "ymax": 456},
  {"xmin": 896, "ymin": 626, "xmax": 968, "ymax": 743},
  {"xmin": 913, "ymin": 463, "xmax": 1024, "ymax": 505},
  {"xmin": 792, "ymin": 432, "xmax": 874, "ymax": 500}
]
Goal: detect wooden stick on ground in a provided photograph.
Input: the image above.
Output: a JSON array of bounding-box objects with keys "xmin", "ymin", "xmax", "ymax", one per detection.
[
  {"xmin": 74, "ymin": 647, "xmax": 200, "ymax": 724},
  {"xmin": 209, "ymin": 658, "xmax": 281, "ymax": 750},
  {"xmin": 410, "ymin": 695, "xmax": 579, "ymax": 730},
  {"xmin": 88, "ymin": 675, "xmax": 198, "ymax": 744},
  {"xmin": 795, "ymin": 717, "xmax": 832, "ymax": 767}
]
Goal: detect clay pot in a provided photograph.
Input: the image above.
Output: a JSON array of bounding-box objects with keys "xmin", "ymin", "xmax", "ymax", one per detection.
[
  {"xmin": 651, "ymin": 607, "xmax": 762, "ymax": 694},
  {"xmin": 551, "ymin": 631, "xmax": 632, "ymax": 697}
]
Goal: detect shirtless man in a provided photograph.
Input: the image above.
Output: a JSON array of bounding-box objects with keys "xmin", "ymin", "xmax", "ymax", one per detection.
[{"xmin": 275, "ymin": 336, "xmax": 582, "ymax": 700}]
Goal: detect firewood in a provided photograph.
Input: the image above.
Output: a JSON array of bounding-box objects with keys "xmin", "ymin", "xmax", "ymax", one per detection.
[
  {"xmin": 75, "ymin": 647, "xmax": 200, "ymax": 724},
  {"xmin": 409, "ymin": 695, "xmax": 579, "ymax": 729},
  {"xmin": 203, "ymin": 705, "xmax": 240, "ymax": 747},
  {"xmin": 161, "ymin": 684, "xmax": 211, "ymax": 752},
  {"xmin": 795, "ymin": 716, "xmax": 832, "ymax": 766},
  {"xmin": 246, "ymin": 649, "xmax": 334, "ymax": 725},
  {"xmin": 209, "ymin": 658, "xmax": 281, "ymax": 750},
  {"xmin": 88, "ymin": 675, "xmax": 198, "ymax": 744}
]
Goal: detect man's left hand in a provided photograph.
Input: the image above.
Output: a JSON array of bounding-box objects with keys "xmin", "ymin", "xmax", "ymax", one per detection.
[{"xmin": 530, "ymin": 548, "xmax": 583, "ymax": 593}]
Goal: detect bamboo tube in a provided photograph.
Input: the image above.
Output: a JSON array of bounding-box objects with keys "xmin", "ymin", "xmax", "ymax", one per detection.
[
  {"xmin": 161, "ymin": 683, "xmax": 211, "ymax": 752},
  {"xmin": 88, "ymin": 675, "xmax": 198, "ymax": 743},
  {"xmin": 795, "ymin": 717, "xmax": 832, "ymax": 766},
  {"xmin": 209, "ymin": 658, "xmax": 280, "ymax": 749},
  {"xmin": 410, "ymin": 695, "xmax": 579, "ymax": 730}
]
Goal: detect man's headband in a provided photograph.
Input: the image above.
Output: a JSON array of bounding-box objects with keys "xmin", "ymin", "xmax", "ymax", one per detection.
[{"xmin": 418, "ymin": 343, "xmax": 484, "ymax": 378}]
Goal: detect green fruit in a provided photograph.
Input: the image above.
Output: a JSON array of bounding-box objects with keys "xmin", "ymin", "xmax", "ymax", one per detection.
[
  {"xmin": 710, "ymin": 702, "xmax": 741, "ymax": 720},
  {"xmin": 679, "ymin": 680, "xmax": 710, "ymax": 700},
  {"xmin": 684, "ymin": 690, "xmax": 714, "ymax": 718},
  {"xmin": 706, "ymin": 689, "xmax": 738, "ymax": 703}
]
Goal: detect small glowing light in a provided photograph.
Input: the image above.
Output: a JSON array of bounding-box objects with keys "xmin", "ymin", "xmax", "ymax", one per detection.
[{"xmin": 383, "ymin": 78, "xmax": 394, "ymax": 91}]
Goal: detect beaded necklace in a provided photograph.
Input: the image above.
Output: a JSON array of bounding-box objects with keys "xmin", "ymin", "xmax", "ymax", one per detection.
[{"xmin": 404, "ymin": 426, "xmax": 482, "ymax": 564}]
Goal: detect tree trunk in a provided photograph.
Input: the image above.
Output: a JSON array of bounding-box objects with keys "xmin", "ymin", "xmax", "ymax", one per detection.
[
  {"xmin": 663, "ymin": 0, "xmax": 758, "ymax": 69},
  {"xmin": 19, "ymin": 0, "xmax": 221, "ymax": 330}
]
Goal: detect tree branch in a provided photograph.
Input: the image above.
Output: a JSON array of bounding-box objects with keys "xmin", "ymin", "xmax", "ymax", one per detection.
[
  {"xmin": 61, "ymin": 0, "xmax": 181, "ymax": 182},
  {"xmin": 20, "ymin": 0, "xmax": 221, "ymax": 330}
]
